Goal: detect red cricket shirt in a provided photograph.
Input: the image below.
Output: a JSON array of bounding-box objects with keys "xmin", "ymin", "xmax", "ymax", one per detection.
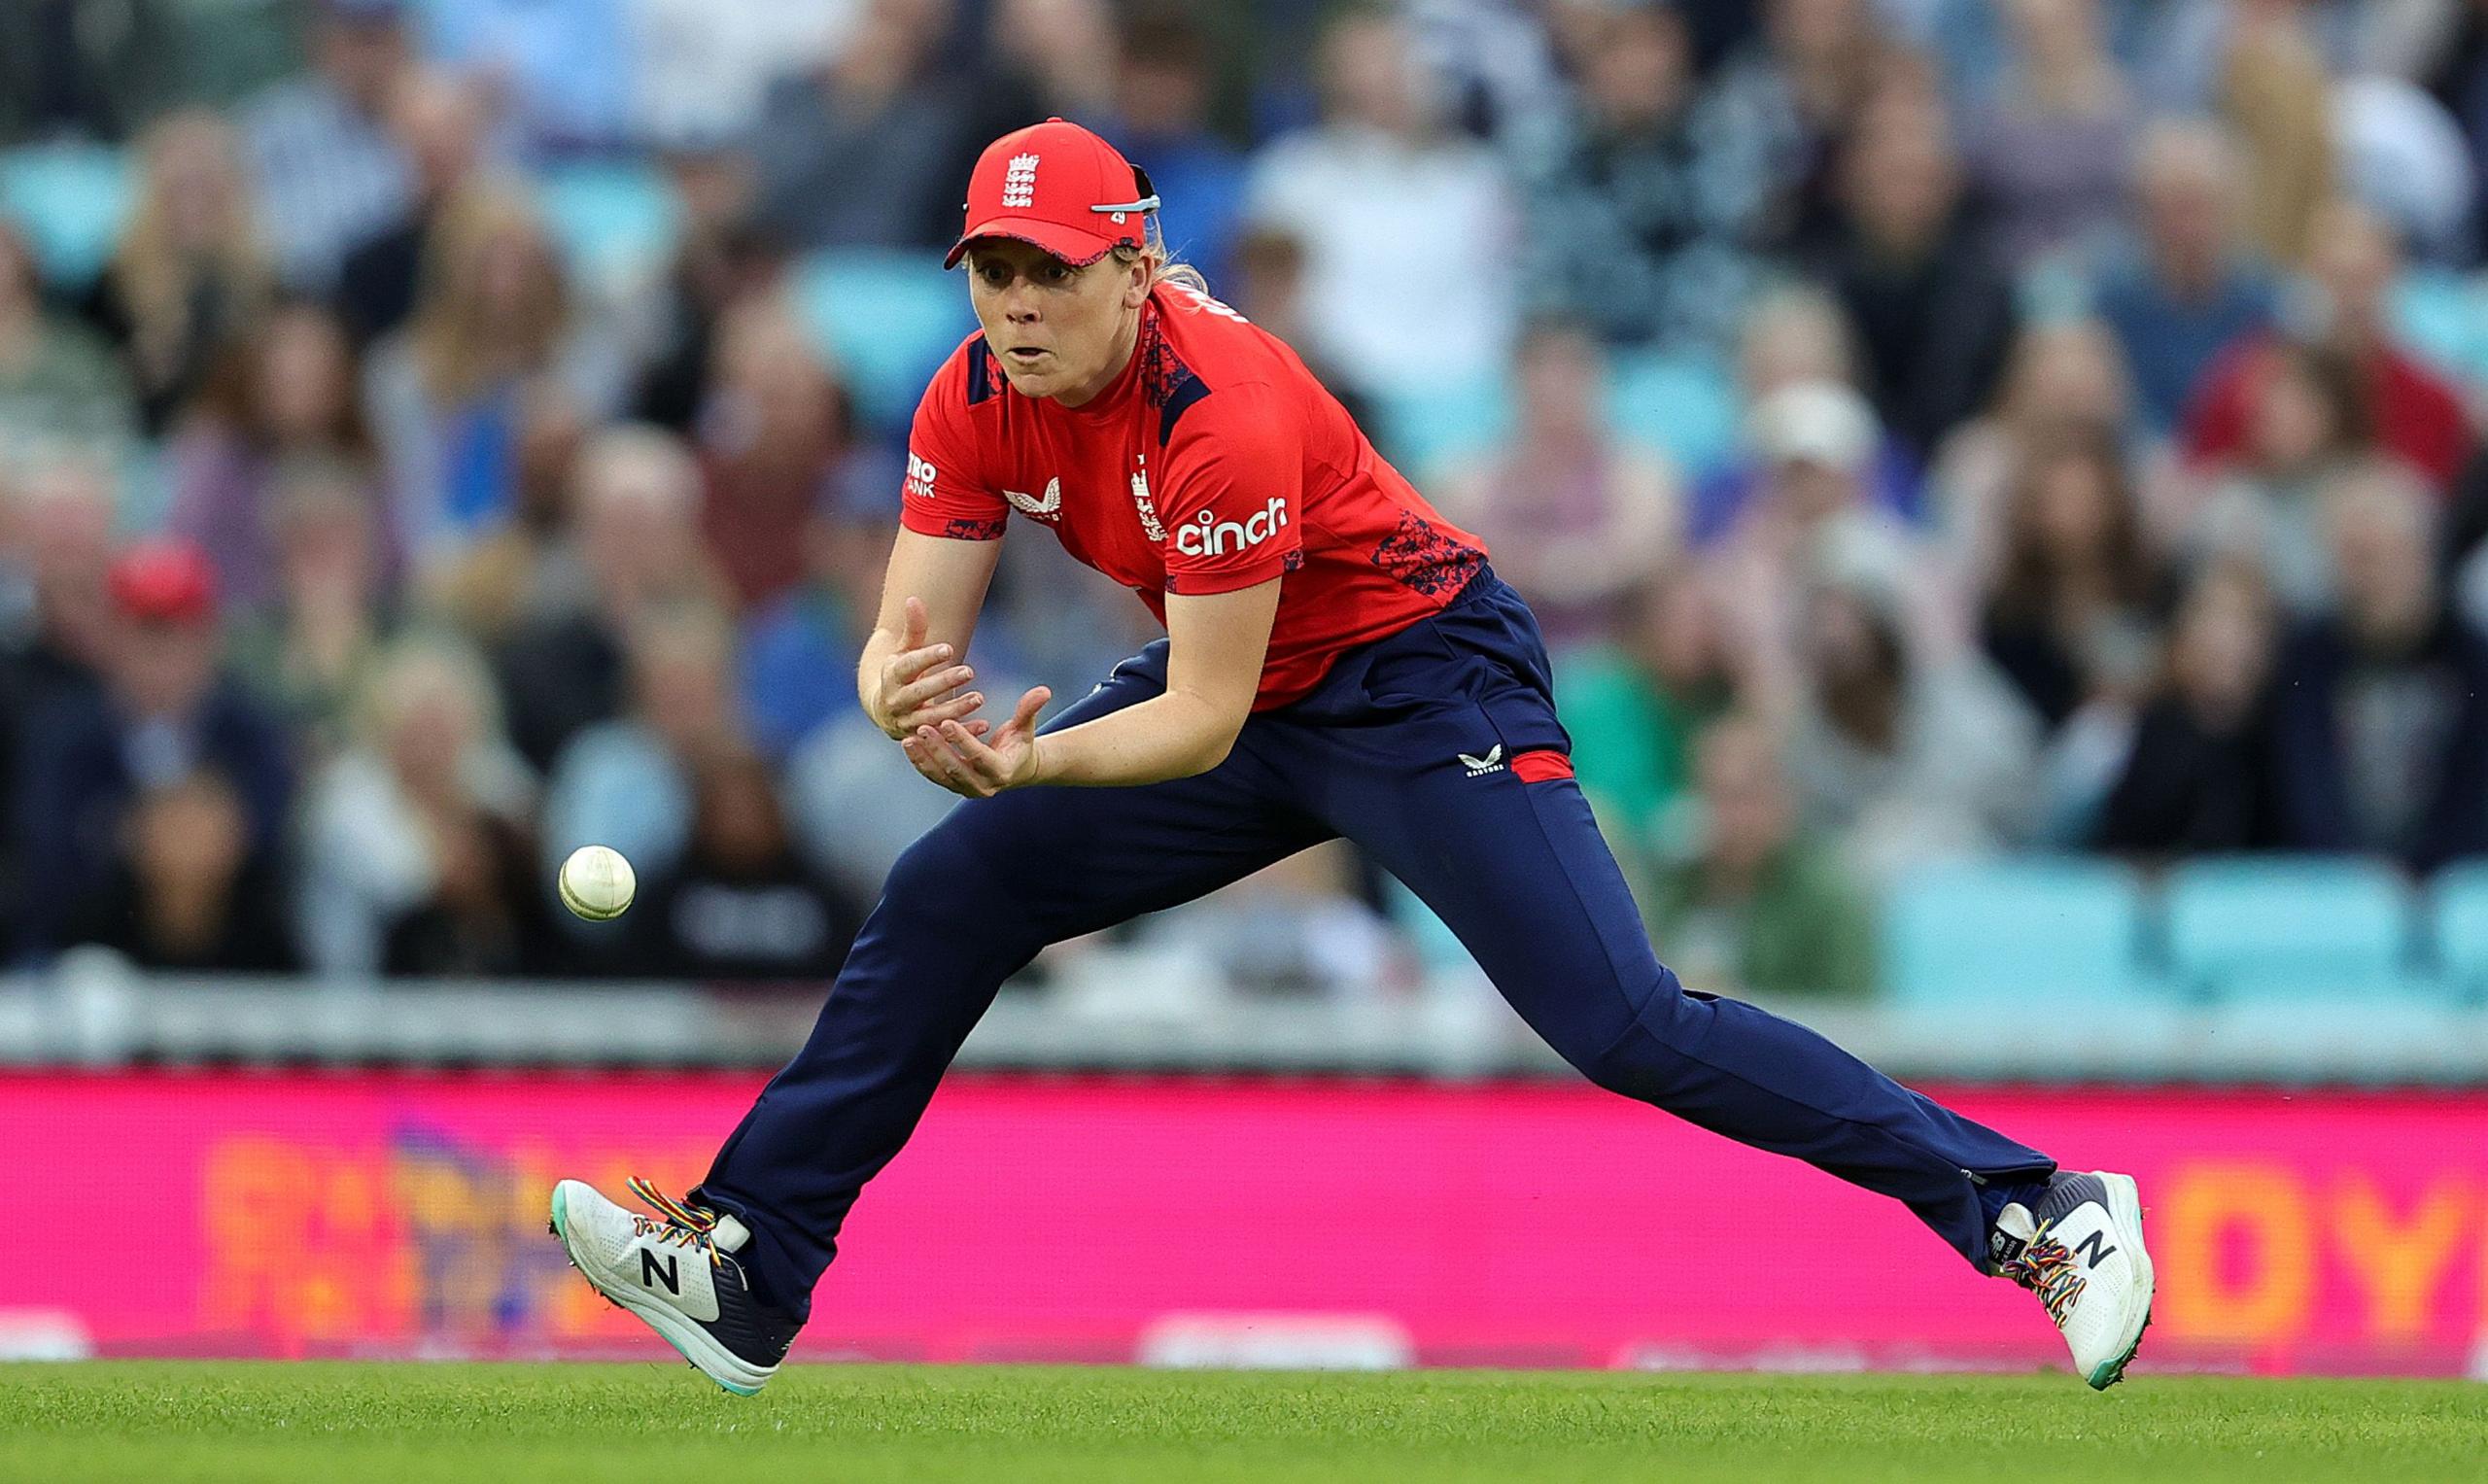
[{"xmin": 900, "ymin": 284, "xmax": 1491, "ymax": 708}]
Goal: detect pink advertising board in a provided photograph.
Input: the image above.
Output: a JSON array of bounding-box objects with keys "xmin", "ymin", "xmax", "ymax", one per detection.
[{"xmin": 4, "ymin": 1071, "xmax": 2485, "ymax": 1376}]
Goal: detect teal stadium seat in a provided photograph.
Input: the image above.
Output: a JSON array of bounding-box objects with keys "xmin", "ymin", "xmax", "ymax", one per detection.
[
  {"xmin": 797, "ymin": 250, "xmax": 980, "ymax": 432},
  {"xmin": 2428, "ymin": 862, "xmax": 2488, "ymax": 1001},
  {"xmin": 1, "ymin": 142, "xmax": 131, "ymax": 288},
  {"xmin": 1371, "ymin": 376, "xmax": 1512, "ymax": 483},
  {"xmin": 1881, "ymin": 857, "xmax": 2149, "ymax": 1006},
  {"xmin": 537, "ymin": 161, "xmax": 680, "ymax": 293},
  {"xmin": 1606, "ymin": 349, "xmax": 1739, "ymax": 477},
  {"xmin": 2164, "ymin": 857, "xmax": 2416, "ymax": 999}
]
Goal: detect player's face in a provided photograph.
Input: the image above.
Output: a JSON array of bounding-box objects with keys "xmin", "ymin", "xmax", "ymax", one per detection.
[{"xmin": 966, "ymin": 239, "xmax": 1150, "ymax": 406}]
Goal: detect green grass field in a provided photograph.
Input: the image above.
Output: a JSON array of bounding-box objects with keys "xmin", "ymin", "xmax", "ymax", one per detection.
[{"xmin": 2, "ymin": 1363, "xmax": 2483, "ymax": 1484}]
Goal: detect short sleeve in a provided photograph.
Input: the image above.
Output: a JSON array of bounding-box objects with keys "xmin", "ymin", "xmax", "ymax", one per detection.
[
  {"xmin": 1156, "ymin": 385, "xmax": 1304, "ymax": 595},
  {"xmin": 897, "ymin": 350, "xmax": 1008, "ymax": 541}
]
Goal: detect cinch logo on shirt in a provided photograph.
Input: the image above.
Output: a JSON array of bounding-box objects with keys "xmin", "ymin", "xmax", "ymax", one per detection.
[
  {"xmin": 1175, "ymin": 498, "xmax": 1289, "ymax": 557},
  {"xmin": 906, "ymin": 453, "xmax": 938, "ymax": 500}
]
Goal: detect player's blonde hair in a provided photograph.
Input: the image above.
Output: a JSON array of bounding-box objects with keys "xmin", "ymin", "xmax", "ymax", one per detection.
[{"xmin": 1112, "ymin": 211, "xmax": 1211, "ymax": 298}]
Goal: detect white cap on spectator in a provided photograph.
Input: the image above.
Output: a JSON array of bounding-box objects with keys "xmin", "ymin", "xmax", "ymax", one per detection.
[{"xmin": 1749, "ymin": 379, "xmax": 1879, "ymax": 473}]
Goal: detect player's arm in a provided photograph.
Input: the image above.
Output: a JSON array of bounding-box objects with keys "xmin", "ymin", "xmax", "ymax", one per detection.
[
  {"xmin": 861, "ymin": 527, "xmax": 1004, "ymax": 741},
  {"xmin": 904, "ymin": 576, "xmax": 1280, "ymax": 796}
]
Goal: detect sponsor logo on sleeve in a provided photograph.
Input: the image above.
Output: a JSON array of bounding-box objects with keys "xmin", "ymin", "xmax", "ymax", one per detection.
[
  {"xmin": 905, "ymin": 453, "xmax": 938, "ymax": 500},
  {"xmin": 1004, "ymin": 477, "xmax": 1062, "ymax": 520},
  {"xmin": 1173, "ymin": 498, "xmax": 1289, "ymax": 558}
]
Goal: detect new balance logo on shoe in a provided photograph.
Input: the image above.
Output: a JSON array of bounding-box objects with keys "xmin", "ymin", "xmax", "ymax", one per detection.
[
  {"xmin": 641, "ymin": 1249, "xmax": 680, "ymax": 1294},
  {"xmin": 1460, "ymin": 745, "xmax": 1504, "ymax": 777},
  {"xmin": 2075, "ymin": 1228, "xmax": 2118, "ymax": 1270}
]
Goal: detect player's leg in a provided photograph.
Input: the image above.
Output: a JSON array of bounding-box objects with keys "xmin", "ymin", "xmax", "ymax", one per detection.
[
  {"xmin": 552, "ymin": 643, "xmax": 1330, "ymax": 1388},
  {"xmin": 1290, "ymin": 577, "xmax": 2151, "ymax": 1385},
  {"xmin": 697, "ymin": 642, "xmax": 1326, "ymax": 1308}
]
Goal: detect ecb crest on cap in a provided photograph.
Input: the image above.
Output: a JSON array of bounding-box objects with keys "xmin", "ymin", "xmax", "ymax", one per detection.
[{"xmin": 1002, "ymin": 153, "xmax": 1039, "ymax": 209}]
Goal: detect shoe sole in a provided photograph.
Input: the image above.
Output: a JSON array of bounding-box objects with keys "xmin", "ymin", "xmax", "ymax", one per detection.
[
  {"xmin": 547, "ymin": 1181, "xmax": 776, "ymax": 1397},
  {"xmin": 2085, "ymin": 1171, "xmax": 2154, "ymax": 1391}
]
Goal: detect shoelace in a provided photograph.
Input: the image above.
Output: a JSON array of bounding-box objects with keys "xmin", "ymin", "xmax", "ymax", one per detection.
[
  {"xmin": 626, "ymin": 1176, "xmax": 726, "ymax": 1267},
  {"xmin": 1997, "ymin": 1225, "xmax": 2088, "ymax": 1327}
]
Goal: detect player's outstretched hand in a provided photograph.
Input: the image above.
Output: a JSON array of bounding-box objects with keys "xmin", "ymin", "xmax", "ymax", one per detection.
[
  {"xmin": 873, "ymin": 596, "xmax": 989, "ymax": 742},
  {"xmin": 903, "ymin": 685, "xmax": 1053, "ymax": 798}
]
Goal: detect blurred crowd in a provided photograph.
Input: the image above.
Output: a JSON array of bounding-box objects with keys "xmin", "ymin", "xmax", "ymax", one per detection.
[{"xmin": 9, "ymin": 0, "xmax": 2488, "ymax": 1001}]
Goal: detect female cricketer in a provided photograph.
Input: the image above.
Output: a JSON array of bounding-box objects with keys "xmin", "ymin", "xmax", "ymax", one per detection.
[{"xmin": 551, "ymin": 119, "xmax": 2153, "ymax": 1395}]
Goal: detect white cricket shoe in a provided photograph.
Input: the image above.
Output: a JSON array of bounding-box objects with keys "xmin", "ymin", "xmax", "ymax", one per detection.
[
  {"xmin": 548, "ymin": 1177, "xmax": 798, "ymax": 1396},
  {"xmin": 1990, "ymin": 1170, "xmax": 2155, "ymax": 1390}
]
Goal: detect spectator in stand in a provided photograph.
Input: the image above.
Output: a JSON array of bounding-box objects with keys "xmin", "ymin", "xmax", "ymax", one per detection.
[
  {"xmin": 2184, "ymin": 200, "xmax": 2470, "ymax": 493},
  {"xmin": 630, "ymin": 135, "xmax": 786, "ymax": 434},
  {"xmin": 1960, "ymin": 0, "xmax": 2137, "ymax": 268},
  {"xmin": 1780, "ymin": 516, "xmax": 2040, "ymax": 878},
  {"xmin": 493, "ymin": 423, "xmax": 725, "ymax": 772},
  {"xmin": 0, "ymin": 0, "xmax": 169, "ymax": 145},
  {"xmin": 1641, "ymin": 712, "xmax": 1877, "ymax": 999},
  {"xmin": 1130, "ymin": 843, "xmax": 1406, "ymax": 1002},
  {"xmin": 296, "ymin": 634, "xmax": 541, "ymax": 976},
  {"xmin": 168, "ymin": 302, "xmax": 395, "ymax": 614},
  {"xmin": 0, "ymin": 460, "xmax": 117, "ymax": 929},
  {"xmin": 364, "ymin": 187, "xmax": 626, "ymax": 560},
  {"xmin": 989, "ymin": 0, "xmax": 1121, "ymax": 122},
  {"xmin": 1245, "ymin": 8, "xmax": 1517, "ymax": 399},
  {"xmin": 1703, "ymin": 0, "xmax": 1902, "ymax": 254},
  {"xmin": 634, "ymin": 744, "xmax": 865, "ymax": 982},
  {"xmin": 1557, "ymin": 562, "xmax": 1738, "ymax": 858},
  {"xmin": 741, "ymin": 479, "xmax": 891, "ymax": 762},
  {"xmin": 2094, "ymin": 557, "xmax": 2281, "ymax": 858},
  {"xmin": 630, "ymin": 0, "xmax": 862, "ymax": 146},
  {"xmin": 748, "ymin": 0, "xmax": 980, "ymax": 252},
  {"xmin": 0, "ymin": 458, "xmax": 118, "ymax": 714},
  {"xmin": 225, "ymin": 465, "xmax": 398, "ymax": 763},
  {"xmin": 416, "ymin": 378, "xmax": 585, "ymax": 639},
  {"xmin": 13, "ymin": 541, "xmax": 293, "ymax": 961},
  {"xmin": 1690, "ymin": 288, "xmax": 1920, "ymax": 545},
  {"xmin": 1439, "ymin": 321, "xmax": 1680, "ymax": 649},
  {"xmin": 538, "ymin": 602, "xmax": 743, "ymax": 913},
  {"xmin": 1816, "ymin": 84, "xmax": 2018, "ymax": 462},
  {"xmin": 2419, "ymin": 0, "xmax": 2488, "ymax": 245},
  {"xmin": 1105, "ymin": 10, "xmax": 1247, "ymax": 293},
  {"xmin": 335, "ymin": 69, "xmax": 491, "ymax": 348},
  {"xmin": 1926, "ymin": 319, "xmax": 2150, "ymax": 592},
  {"xmin": 1221, "ymin": 226, "xmax": 1372, "ymax": 431},
  {"xmin": 2268, "ymin": 466, "xmax": 2488, "ymax": 872},
  {"xmin": 61, "ymin": 768, "xmax": 296, "ymax": 972},
  {"xmin": 696, "ymin": 295, "xmax": 854, "ymax": 614},
  {"xmin": 2217, "ymin": 0, "xmax": 2334, "ymax": 267},
  {"xmin": 1979, "ymin": 430, "xmax": 2162, "ymax": 735},
  {"xmin": 2188, "ymin": 342, "xmax": 2389, "ymax": 614},
  {"xmin": 1705, "ymin": 380, "xmax": 1914, "ymax": 651},
  {"xmin": 82, "ymin": 111, "xmax": 276, "ymax": 436},
  {"xmin": 0, "ymin": 219, "xmax": 137, "ymax": 473},
  {"xmin": 242, "ymin": 0, "xmax": 417, "ymax": 293},
  {"xmin": 417, "ymin": 0, "xmax": 634, "ymax": 157},
  {"xmin": 2093, "ymin": 121, "xmax": 2278, "ymax": 436},
  {"xmin": 1519, "ymin": 1, "xmax": 1773, "ymax": 355}
]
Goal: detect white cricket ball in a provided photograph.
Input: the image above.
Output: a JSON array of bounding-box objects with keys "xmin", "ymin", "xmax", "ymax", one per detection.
[{"xmin": 558, "ymin": 845, "xmax": 637, "ymax": 921}]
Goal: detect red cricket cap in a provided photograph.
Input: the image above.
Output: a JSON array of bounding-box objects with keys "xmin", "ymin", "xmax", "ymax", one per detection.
[
  {"xmin": 945, "ymin": 118, "xmax": 1158, "ymax": 270},
  {"xmin": 108, "ymin": 539, "xmax": 219, "ymax": 627}
]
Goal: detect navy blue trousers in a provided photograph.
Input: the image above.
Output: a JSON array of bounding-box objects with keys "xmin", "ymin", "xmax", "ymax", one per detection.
[{"xmin": 695, "ymin": 573, "xmax": 2054, "ymax": 1316}]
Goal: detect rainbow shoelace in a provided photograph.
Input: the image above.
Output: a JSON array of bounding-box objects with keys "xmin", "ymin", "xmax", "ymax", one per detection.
[
  {"xmin": 1998, "ymin": 1225, "xmax": 2088, "ymax": 1326},
  {"xmin": 625, "ymin": 1176, "xmax": 726, "ymax": 1266}
]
